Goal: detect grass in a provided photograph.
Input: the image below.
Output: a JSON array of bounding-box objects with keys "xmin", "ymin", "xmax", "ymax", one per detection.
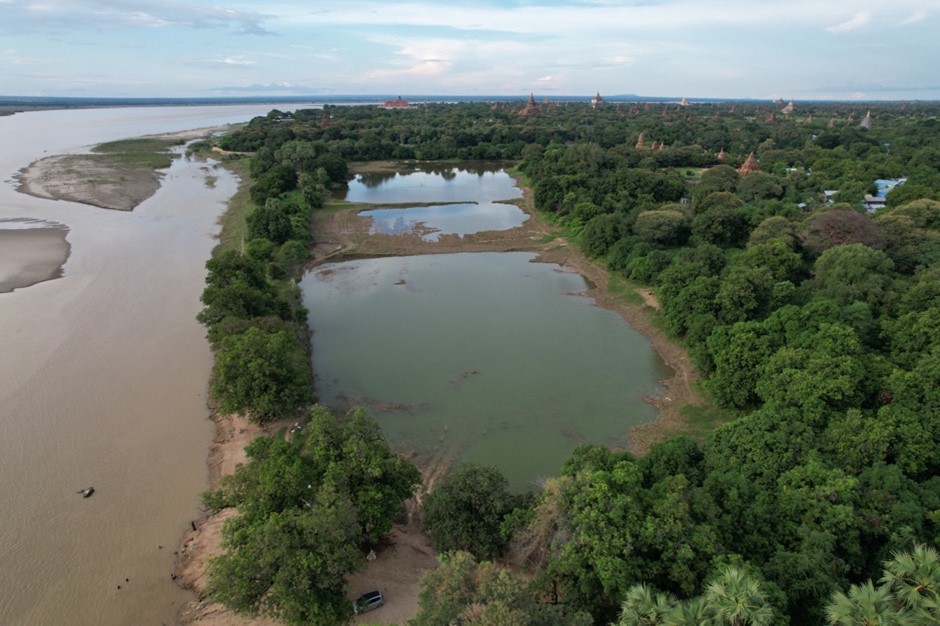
[
  {"xmin": 675, "ymin": 404, "xmax": 735, "ymax": 441},
  {"xmin": 93, "ymin": 137, "xmax": 182, "ymax": 153},
  {"xmin": 213, "ymin": 159, "xmax": 253, "ymax": 256},
  {"xmin": 606, "ymin": 274, "xmax": 645, "ymax": 306}
]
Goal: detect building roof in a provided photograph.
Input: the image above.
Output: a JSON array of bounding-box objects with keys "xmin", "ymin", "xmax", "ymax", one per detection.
[{"xmin": 382, "ymin": 96, "xmax": 410, "ymax": 108}]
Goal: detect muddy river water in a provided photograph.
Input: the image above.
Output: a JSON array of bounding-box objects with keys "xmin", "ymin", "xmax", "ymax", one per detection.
[
  {"xmin": 0, "ymin": 105, "xmax": 300, "ymax": 625},
  {"xmin": 303, "ymin": 169, "xmax": 671, "ymax": 491}
]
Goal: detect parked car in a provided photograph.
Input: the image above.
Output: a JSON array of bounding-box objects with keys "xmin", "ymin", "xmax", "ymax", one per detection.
[{"xmin": 352, "ymin": 590, "xmax": 384, "ymax": 615}]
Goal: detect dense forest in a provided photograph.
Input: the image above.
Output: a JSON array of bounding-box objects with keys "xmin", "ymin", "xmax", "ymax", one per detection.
[{"xmin": 197, "ymin": 99, "xmax": 939, "ymax": 625}]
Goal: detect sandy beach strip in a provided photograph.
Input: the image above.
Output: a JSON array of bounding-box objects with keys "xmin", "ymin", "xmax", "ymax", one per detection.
[{"xmin": 0, "ymin": 227, "xmax": 71, "ymax": 293}]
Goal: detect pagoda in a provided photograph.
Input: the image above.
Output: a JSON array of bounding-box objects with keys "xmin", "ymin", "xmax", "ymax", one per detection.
[
  {"xmin": 738, "ymin": 152, "xmax": 761, "ymax": 176},
  {"xmin": 717, "ymin": 148, "xmax": 727, "ymax": 162},
  {"xmin": 765, "ymin": 112, "xmax": 778, "ymax": 124},
  {"xmin": 590, "ymin": 91, "xmax": 605, "ymax": 109},
  {"xmin": 319, "ymin": 114, "xmax": 331, "ymax": 129},
  {"xmin": 859, "ymin": 111, "xmax": 873, "ymax": 130},
  {"xmin": 382, "ymin": 96, "xmax": 410, "ymax": 109},
  {"xmin": 518, "ymin": 93, "xmax": 539, "ymax": 116},
  {"xmin": 635, "ymin": 132, "xmax": 647, "ymax": 149},
  {"xmin": 679, "ymin": 97, "xmax": 689, "ymax": 106},
  {"xmin": 781, "ymin": 101, "xmax": 795, "ymax": 115}
]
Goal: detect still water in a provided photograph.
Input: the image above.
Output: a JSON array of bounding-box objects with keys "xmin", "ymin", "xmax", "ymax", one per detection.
[
  {"xmin": 347, "ymin": 165, "xmax": 528, "ymax": 240},
  {"xmin": 303, "ymin": 171, "xmax": 670, "ymax": 492},
  {"xmin": 0, "ymin": 104, "xmax": 297, "ymax": 625}
]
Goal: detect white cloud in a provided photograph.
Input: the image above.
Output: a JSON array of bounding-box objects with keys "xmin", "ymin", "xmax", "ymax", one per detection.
[
  {"xmin": 896, "ymin": 10, "xmax": 926, "ymax": 25},
  {"xmin": 827, "ymin": 11, "xmax": 872, "ymax": 33}
]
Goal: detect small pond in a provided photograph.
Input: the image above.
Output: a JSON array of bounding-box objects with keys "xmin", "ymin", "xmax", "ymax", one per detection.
[{"xmin": 341, "ymin": 164, "xmax": 528, "ymax": 240}]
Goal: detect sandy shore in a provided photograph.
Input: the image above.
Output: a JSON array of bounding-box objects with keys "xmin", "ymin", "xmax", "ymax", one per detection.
[
  {"xmin": 0, "ymin": 226, "xmax": 71, "ymax": 293},
  {"xmin": 15, "ymin": 126, "xmax": 235, "ymax": 212}
]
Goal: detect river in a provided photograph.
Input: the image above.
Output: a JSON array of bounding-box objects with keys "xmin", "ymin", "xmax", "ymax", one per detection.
[{"xmin": 0, "ymin": 105, "xmax": 300, "ymax": 625}]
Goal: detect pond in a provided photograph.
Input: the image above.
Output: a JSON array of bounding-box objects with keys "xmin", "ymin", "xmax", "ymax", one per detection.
[
  {"xmin": 303, "ymin": 168, "xmax": 670, "ymax": 491},
  {"xmin": 341, "ymin": 164, "xmax": 528, "ymax": 240}
]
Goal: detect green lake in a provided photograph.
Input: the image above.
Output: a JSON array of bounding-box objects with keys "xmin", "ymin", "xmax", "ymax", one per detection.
[{"xmin": 302, "ymin": 170, "xmax": 671, "ymax": 491}]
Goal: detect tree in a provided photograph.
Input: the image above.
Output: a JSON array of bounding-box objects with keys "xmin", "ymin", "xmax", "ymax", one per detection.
[
  {"xmin": 633, "ymin": 210, "xmax": 692, "ymax": 246},
  {"xmin": 423, "ymin": 464, "xmax": 516, "ymax": 561},
  {"xmin": 211, "ymin": 327, "xmax": 313, "ymax": 422},
  {"xmin": 410, "ymin": 551, "xmax": 591, "ymax": 626},
  {"xmin": 826, "ymin": 581, "xmax": 906, "ymax": 626},
  {"xmin": 703, "ymin": 566, "xmax": 775, "ymax": 626},
  {"xmin": 206, "ymin": 406, "xmax": 420, "ymax": 625},
  {"xmin": 810, "ymin": 244, "xmax": 896, "ymax": 311},
  {"xmin": 801, "ymin": 209, "xmax": 885, "ymax": 256},
  {"xmin": 616, "ymin": 583, "xmax": 676, "ymax": 626}
]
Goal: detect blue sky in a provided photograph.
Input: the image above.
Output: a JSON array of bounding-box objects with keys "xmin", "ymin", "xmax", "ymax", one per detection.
[{"xmin": 1, "ymin": 0, "xmax": 937, "ymax": 100}]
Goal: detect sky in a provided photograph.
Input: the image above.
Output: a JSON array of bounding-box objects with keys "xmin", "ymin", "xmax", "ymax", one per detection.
[{"xmin": 1, "ymin": 0, "xmax": 938, "ymax": 100}]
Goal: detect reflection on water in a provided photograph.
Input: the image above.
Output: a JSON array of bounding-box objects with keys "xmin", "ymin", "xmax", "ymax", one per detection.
[
  {"xmin": 362, "ymin": 202, "xmax": 528, "ymax": 241},
  {"xmin": 341, "ymin": 164, "xmax": 520, "ymax": 205}
]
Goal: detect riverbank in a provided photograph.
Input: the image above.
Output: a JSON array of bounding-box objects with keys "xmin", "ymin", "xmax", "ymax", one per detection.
[
  {"xmin": 15, "ymin": 126, "xmax": 234, "ymax": 211},
  {"xmin": 0, "ymin": 225, "xmax": 70, "ymax": 293}
]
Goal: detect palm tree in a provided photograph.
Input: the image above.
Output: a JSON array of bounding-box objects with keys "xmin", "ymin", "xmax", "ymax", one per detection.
[
  {"xmin": 703, "ymin": 566, "xmax": 774, "ymax": 626},
  {"xmin": 880, "ymin": 544, "xmax": 940, "ymax": 622},
  {"xmin": 617, "ymin": 583, "xmax": 677, "ymax": 626},
  {"xmin": 825, "ymin": 580, "xmax": 907, "ymax": 626},
  {"xmin": 664, "ymin": 596, "xmax": 712, "ymax": 626}
]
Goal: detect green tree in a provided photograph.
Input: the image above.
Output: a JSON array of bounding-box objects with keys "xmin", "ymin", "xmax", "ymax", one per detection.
[
  {"xmin": 410, "ymin": 551, "xmax": 591, "ymax": 626},
  {"xmin": 206, "ymin": 406, "xmax": 420, "ymax": 625},
  {"xmin": 423, "ymin": 464, "xmax": 516, "ymax": 560},
  {"xmin": 703, "ymin": 566, "xmax": 776, "ymax": 626},
  {"xmin": 211, "ymin": 327, "xmax": 312, "ymax": 422}
]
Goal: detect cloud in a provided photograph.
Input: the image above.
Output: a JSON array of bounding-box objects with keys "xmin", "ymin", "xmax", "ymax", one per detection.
[
  {"xmin": 0, "ymin": 0, "xmax": 273, "ymax": 35},
  {"xmin": 209, "ymin": 82, "xmax": 317, "ymax": 93},
  {"xmin": 826, "ymin": 11, "xmax": 872, "ymax": 33},
  {"xmin": 896, "ymin": 10, "xmax": 926, "ymax": 25}
]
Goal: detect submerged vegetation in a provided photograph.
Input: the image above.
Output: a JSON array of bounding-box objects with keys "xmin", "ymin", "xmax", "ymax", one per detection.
[{"xmin": 197, "ymin": 100, "xmax": 939, "ymax": 625}]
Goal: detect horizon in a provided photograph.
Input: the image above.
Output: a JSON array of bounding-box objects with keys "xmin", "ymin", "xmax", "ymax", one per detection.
[{"xmin": 1, "ymin": 1, "xmax": 938, "ymax": 101}]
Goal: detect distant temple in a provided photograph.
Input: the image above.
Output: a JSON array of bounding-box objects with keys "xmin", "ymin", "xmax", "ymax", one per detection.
[
  {"xmin": 679, "ymin": 97, "xmax": 689, "ymax": 106},
  {"xmin": 765, "ymin": 112, "xmax": 778, "ymax": 124},
  {"xmin": 590, "ymin": 91, "xmax": 605, "ymax": 109},
  {"xmin": 635, "ymin": 132, "xmax": 647, "ymax": 149},
  {"xmin": 859, "ymin": 111, "xmax": 873, "ymax": 130},
  {"xmin": 738, "ymin": 152, "xmax": 761, "ymax": 176},
  {"xmin": 781, "ymin": 101, "xmax": 795, "ymax": 115},
  {"xmin": 319, "ymin": 114, "xmax": 330, "ymax": 129},
  {"xmin": 518, "ymin": 93, "xmax": 539, "ymax": 116},
  {"xmin": 828, "ymin": 117, "xmax": 837, "ymax": 128},
  {"xmin": 381, "ymin": 96, "xmax": 410, "ymax": 109},
  {"xmin": 717, "ymin": 148, "xmax": 727, "ymax": 162},
  {"xmin": 774, "ymin": 97, "xmax": 785, "ymax": 108}
]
